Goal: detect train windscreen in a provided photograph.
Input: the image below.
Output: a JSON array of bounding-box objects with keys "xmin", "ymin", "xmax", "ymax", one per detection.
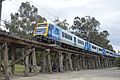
[{"xmin": 35, "ymin": 24, "xmax": 47, "ymax": 35}]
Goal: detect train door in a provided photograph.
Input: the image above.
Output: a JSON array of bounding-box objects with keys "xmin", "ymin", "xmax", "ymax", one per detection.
[
  {"xmin": 74, "ymin": 37, "xmax": 76, "ymax": 45},
  {"xmin": 102, "ymin": 48, "xmax": 106, "ymax": 56},
  {"xmin": 84, "ymin": 42, "xmax": 88, "ymax": 50}
]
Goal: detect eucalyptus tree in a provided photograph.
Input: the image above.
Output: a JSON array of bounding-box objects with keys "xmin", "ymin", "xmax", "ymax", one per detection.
[
  {"xmin": 70, "ymin": 16, "xmax": 100, "ymax": 41},
  {"xmin": 4, "ymin": 2, "xmax": 43, "ymax": 39},
  {"xmin": 54, "ymin": 18, "xmax": 69, "ymax": 30},
  {"xmin": 70, "ymin": 16, "xmax": 114, "ymax": 51}
]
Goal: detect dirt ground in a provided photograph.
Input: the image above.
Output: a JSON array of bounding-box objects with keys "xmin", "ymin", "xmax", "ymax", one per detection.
[{"xmin": 12, "ymin": 68, "xmax": 120, "ymax": 80}]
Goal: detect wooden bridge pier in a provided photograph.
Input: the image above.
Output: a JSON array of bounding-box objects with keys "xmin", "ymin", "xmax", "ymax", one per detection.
[
  {"xmin": 103, "ymin": 58, "xmax": 108, "ymax": 68},
  {"xmin": 91, "ymin": 57, "xmax": 96, "ymax": 69},
  {"xmin": 94, "ymin": 57, "xmax": 99, "ymax": 69},
  {"xmin": 82, "ymin": 55, "xmax": 86, "ymax": 69},
  {"xmin": 68, "ymin": 53, "xmax": 73, "ymax": 71},
  {"xmin": 10, "ymin": 45, "xmax": 16, "ymax": 75},
  {"xmin": 63, "ymin": 53, "xmax": 69, "ymax": 71},
  {"xmin": 58, "ymin": 51, "xmax": 64, "ymax": 72},
  {"xmin": 72, "ymin": 54, "xmax": 77, "ymax": 70},
  {"xmin": 0, "ymin": 47, "xmax": 2, "ymax": 73},
  {"xmin": 41, "ymin": 50, "xmax": 47, "ymax": 73},
  {"xmin": 3, "ymin": 43, "xmax": 10, "ymax": 80},
  {"xmin": 24, "ymin": 48, "xmax": 37, "ymax": 76}
]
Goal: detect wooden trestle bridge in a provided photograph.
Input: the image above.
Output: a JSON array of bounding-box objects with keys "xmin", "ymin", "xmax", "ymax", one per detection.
[{"xmin": 0, "ymin": 30, "xmax": 116, "ymax": 80}]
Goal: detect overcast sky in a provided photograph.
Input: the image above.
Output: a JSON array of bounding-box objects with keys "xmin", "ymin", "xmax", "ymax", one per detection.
[{"xmin": 1, "ymin": 0, "xmax": 120, "ymax": 51}]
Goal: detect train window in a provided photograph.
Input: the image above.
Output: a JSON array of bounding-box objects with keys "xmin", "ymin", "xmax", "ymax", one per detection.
[
  {"xmin": 78, "ymin": 39, "xmax": 84, "ymax": 45},
  {"xmin": 62, "ymin": 32, "xmax": 65, "ymax": 37},
  {"xmin": 65, "ymin": 33, "xmax": 67, "ymax": 38},
  {"xmin": 68, "ymin": 35, "xmax": 70, "ymax": 39},
  {"xmin": 70, "ymin": 35, "xmax": 72, "ymax": 40},
  {"xmin": 92, "ymin": 45, "xmax": 96, "ymax": 49},
  {"xmin": 54, "ymin": 28, "xmax": 59, "ymax": 35},
  {"xmin": 99, "ymin": 48, "xmax": 102, "ymax": 51},
  {"xmin": 37, "ymin": 24, "xmax": 47, "ymax": 27},
  {"xmin": 62, "ymin": 32, "xmax": 72, "ymax": 40}
]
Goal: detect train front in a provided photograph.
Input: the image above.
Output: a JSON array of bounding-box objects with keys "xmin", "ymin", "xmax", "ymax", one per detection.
[{"xmin": 33, "ymin": 22, "xmax": 48, "ymax": 37}]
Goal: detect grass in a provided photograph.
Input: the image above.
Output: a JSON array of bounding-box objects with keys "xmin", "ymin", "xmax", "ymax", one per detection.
[{"xmin": 15, "ymin": 64, "xmax": 25, "ymax": 73}]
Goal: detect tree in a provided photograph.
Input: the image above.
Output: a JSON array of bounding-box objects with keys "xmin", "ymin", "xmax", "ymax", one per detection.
[
  {"xmin": 70, "ymin": 16, "xmax": 100, "ymax": 40},
  {"xmin": 70, "ymin": 16, "xmax": 114, "ymax": 51},
  {"xmin": 4, "ymin": 2, "xmax": 44, "ymax": 39},
  {"xmin": 54, "ymin": 18, "xmax": 69, "ymax": 30}
]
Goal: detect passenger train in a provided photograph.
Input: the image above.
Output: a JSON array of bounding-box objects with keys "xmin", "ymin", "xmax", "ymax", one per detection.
[{"xmin": 33, "ymin": 22, "xmax": 120, "ymax": 58}]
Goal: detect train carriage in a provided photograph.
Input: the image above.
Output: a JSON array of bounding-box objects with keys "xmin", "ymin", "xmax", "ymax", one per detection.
[{"xmin": 33, "ymin": 22, "xmax": 118, "ymax": 58}]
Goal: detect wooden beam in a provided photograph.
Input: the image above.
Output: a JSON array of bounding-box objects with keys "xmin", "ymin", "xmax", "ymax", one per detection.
[
  {"xmin": 24, "ymin": 49, "xmax": 29, "ymax": 76},
  {"xmin": 32, "ymin": 48, "xmax": 37, "ymax": 75},
  {"xmin": 92, "ymin": 57, "xmax": 95, "ymax": 69},
  {"xmin": 46, "ymin": 49, "xmax": 52, "ymax": 73},
  {"xmin": 77, "ymin": 55, "xmax": 81, "ymax": 70},
  {"xmin": 95, "ymin": 59, "xmax": 99, "ymax": 69},
  {"xmin": 63, "ymin": 54, "xmax": 71, "ymax": 62},
  {"xmin": 3, "ymin": 43, "xmax": 10, "ymax": 80},
  {"xmin": 41, "ymin": 51, "xmax": 47, "ymax": 73},
  {"xmin": 82, "ymin": 56, "xmax": 86, "ymax": 69},
  {"xmin": 59, "ymin": 51, "xmax": 63, "ymax": 72},
  {"xmin": 11, "ymin": 46, "xmax": 16, "ymax": 75},
  {"xmin": 98, "ymin": 58, "xmax": 101, "ymax": 69},
  {"xmin": 68, "ymin": 53, "xmax": 73, "ymax": 71},
  {"xmin": 0, "ymin": 47, "xmax": 2, "ymax": 73},
  {"xmin": 64, "ymin": 54, "xmax": 69, "ymax": 71}
]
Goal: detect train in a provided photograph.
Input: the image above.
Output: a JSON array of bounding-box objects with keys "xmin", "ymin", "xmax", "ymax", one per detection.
[{"xmin": 33, "ymin": 22, "xmax": 120, "ymax": 58}]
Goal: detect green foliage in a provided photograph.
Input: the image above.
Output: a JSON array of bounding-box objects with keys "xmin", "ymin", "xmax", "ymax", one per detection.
[
  {"xmin": 54, "ymin": 18, "xmax": 69, "ymax": 30},
  {"xmin": 70, "ymin": 16, "xmax": 100, "ymax": 39},
  {"xmin": 4, "ymin": 2, "xmax": 43, "ymax": 39},
  {"xmin": 70, "ymin": 16, "xmax": 114, "ymax": 51}
]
